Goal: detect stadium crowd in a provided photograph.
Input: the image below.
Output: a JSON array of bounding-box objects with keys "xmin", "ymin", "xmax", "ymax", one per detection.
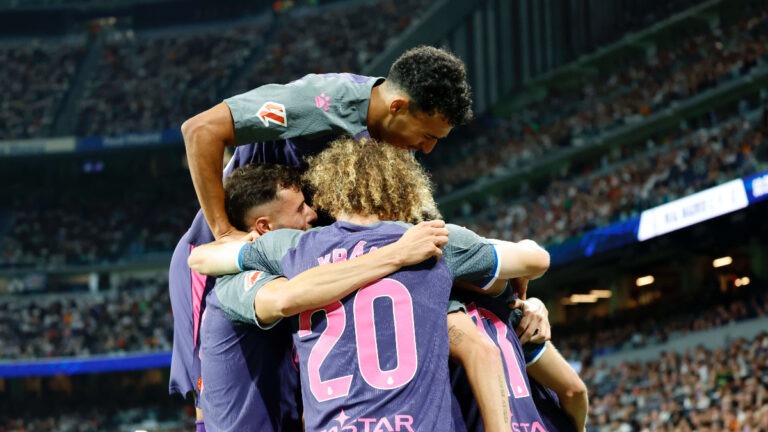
[
  {"xmin": 1, "ymin": 103, "xmax": 764, "ymax": 270},
  {"xmin": 426, "ymin": 2, "xmax": 768, "ymax": 195},
  {"xmin": 0, "ymin": 186, "xmax": 197, "ymax": 269},
  {"xmin": 0, "ymin": 37, "xmax": 85, "ymax": 139},
  {"xmin": 74, "ymin": 24, "xmax": 269, "ymax": 137},
  {"xmin": 584, "ymin": 331, "xmax": 768, "ymax": 431},
  {"xmin": 449, "ymin": 104, "xmax": 768, "ymax": 244},
  {"xmin": 0, "ymin": 274, "xmax": 172, "ymax": 359}
]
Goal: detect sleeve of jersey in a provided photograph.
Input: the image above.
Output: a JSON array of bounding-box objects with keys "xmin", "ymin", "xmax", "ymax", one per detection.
[
  {"xmin": 443, "ymin": 224, "xmax": 501, "ymax": 290},
  {"xmin": 213, "ymin": 271, "xmax": 283, "ymax": 328},
  {"xmin": 224, "ymin": 75, "xmax": 353, "ymax": 145},
  {"xmin": 237, "ymin": 229, "xmax": 304, "ymax": 273}
]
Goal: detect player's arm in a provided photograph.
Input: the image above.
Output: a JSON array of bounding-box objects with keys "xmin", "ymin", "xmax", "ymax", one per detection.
[
  {"xmin": 447, "ymin": 311, "xmax": 511, "ymax": 432},
  {"xmin": 188, "ymin": 237, "xmax": 249, "ymax": 276},
  {"xmin": 213, "ymin": 221, "xmax": 449, "ymax": 326},
  {"xmin": 255, "ymin": 221, "xmax": 449, "ymax": 324},
  {"xmin": 493, "ymin": 239, "xmax": 550, "ymax": 280},
  {"xmin": 443, "ymin": 225, "xmax": 550, "ymax": 295},
  {"xmin": 526, "ymin": 343, "xmax": 588, "ymax": 432},
  {"xmin": 181, "ymin": 102, "xmax": 241, "ymax": 241}
]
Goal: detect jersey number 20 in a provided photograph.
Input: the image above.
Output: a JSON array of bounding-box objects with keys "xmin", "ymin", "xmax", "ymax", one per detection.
[{"xmin": 298, "ymin": 278, "xmax": 418, "ymax": 402}]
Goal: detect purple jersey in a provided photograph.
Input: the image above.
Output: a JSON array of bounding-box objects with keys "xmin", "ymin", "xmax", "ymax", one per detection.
[
  {"xmin": 283, "ymin": 222, "xmax": 455, "ymax": 431},
  {"xmin": 465, "ymin": 302, "xmax": 550, "ymax": 431},
  {"xmin": 215, "ymin": 221, "xmax": 502, "ymax": 432},
  {"xmin": 168, "ymin": 72, "xmax": 382, "ymax": 403},
  {"xmin": 199, "ymin": 291, "xmax": 301, "ymax": 432}
]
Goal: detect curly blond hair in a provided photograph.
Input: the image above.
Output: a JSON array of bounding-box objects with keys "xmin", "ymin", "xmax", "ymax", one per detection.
[{"xmin": 304, "ymin": 137, "xmax": 436, "ymax": 223}]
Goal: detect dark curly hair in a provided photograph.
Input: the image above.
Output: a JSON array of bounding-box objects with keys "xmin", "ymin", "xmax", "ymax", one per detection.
[
  {"xmin": 388, "ymin": 45, "xmax": 473, "ymax": 126},
  {"xmin": 224, "ymin": 163, "xmax": 303, "ymax": 232}
]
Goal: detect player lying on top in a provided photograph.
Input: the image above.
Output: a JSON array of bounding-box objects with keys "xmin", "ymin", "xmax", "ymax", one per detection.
[{"xmin": 190, "ymin": 137, "xmax": 557, "ymax": 431}]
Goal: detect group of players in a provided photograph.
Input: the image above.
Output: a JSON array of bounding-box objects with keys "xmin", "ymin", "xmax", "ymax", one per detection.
[{"xmin": 168, "ymin": 46, "xmax": 589, "ymax": 431}]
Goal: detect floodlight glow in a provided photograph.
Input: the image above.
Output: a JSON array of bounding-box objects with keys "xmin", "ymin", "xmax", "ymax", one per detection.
[
  {"xmin": 712, "ymin": 256, "xmax": 733, "ymax": 268},
  {"xmin": 590, "ymin": 289, "xmax": 613, "ymax": 298},
  {"xmin": 569, "ymin": 294, "xmax": 598, "ymax": 303},
  {"xmin": 636, "ymin": 275, "xmax": 655, "ymax": 287}
]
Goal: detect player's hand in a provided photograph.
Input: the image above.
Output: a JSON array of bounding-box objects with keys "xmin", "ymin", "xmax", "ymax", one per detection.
[
  {"xmin": 243, "ymin": 230, "xmax": 261, "ymax": 242},
  {"xmin": 395, "ymin": 220, "xmax": 449, "ymax": 266},
  {"xmin": 214, "ymin": 227, "xmax": 250, "ymax": 242},
  {"xmin": 509, "ymin": 297, "xmax": 551, "ymax": 344}
]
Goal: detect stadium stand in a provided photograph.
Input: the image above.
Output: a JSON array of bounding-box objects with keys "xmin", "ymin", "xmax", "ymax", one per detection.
[
  {"xmin": 1, "ymin": 0, "xmax": 768, "ymax": 430},
  {"xmin": 0, "ymin": 36, "xmax": 85, "ymax": 139},
  {"xmin": 425, "ymin": 2, "xmax": 768, "ymax": 195},
  {"xmin": 584, "ymin": 331, "xmax": 768, "ymax": 431},
  {"xmin": 0, "ymin": 274, "xmax": 171, "ymax": 359},
  {"xmin": 448, "ymin": 102, "xmax": 768, "ymax": 245}
]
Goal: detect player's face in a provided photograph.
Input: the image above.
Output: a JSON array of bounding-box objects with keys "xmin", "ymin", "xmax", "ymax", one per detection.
[
  {"xmin": 383, "ymin": 109, "xmax": 452, "ymax": 154},
  {"xmin": 272, "ymin": 187, "xmax": 317, "ymax": 230}
]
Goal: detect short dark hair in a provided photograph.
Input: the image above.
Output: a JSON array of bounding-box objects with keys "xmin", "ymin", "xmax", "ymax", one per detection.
[
  {"xmin": 224, "ymin": 163, "xmax": 303, "ymax": 232},
  {"xmin": 388, "ymin": 45, "xmax": 473, "ymax": 126}
]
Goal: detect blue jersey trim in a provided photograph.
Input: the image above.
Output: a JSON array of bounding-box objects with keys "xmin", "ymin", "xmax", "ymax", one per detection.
[
  {"xmin": 525, "ymin": 341, "xmax": 548, "ymax": 366},
  {"xmin": 478, "ymin": 245, "xmax": 501, "ymax": 290},
  {"xmin": 237, "ymin": 243, "xmax": 247, "ymax": 271}
]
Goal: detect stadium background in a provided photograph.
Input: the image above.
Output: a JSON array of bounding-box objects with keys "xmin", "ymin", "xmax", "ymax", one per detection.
[{"xmin": 0, "ymin": 0, "xmax": 767, "ymax": 430}]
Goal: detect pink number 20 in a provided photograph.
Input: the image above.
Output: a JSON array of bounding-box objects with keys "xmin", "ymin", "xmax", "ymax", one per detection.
[{"xmin": 298, "ymin": 278, "xmax": 418, "ymax": 402}]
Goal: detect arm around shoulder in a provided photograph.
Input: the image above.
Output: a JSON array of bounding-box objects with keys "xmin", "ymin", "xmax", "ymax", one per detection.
[{"xmin": 494, "ymin": 239, "xmax": 550, "ymax": 280}]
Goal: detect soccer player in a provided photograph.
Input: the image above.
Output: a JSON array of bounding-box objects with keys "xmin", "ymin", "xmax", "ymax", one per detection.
[
  {"xmin": 192, "ymin": 162, "xmax": 451, "ymax": 431},
  {"xmin": 450, "ymin": 281, "xmax": 587, "ymax": 432},
  {"xmin": 189, "ymin": 137, "xmax": 553, "ymax": 431},
  {"xmin": 169, "ymin": 45, "xmax": 473, "ymax": 426}
]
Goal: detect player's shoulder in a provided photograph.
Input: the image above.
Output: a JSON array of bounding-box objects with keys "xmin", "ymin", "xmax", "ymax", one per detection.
[
  {"xmin": 259, "ymin": 228, "xmax": 308, "ymax": 246},
  {"xmin": 293, "ymin": 73, "xmax": 379, "ymax": 88}
]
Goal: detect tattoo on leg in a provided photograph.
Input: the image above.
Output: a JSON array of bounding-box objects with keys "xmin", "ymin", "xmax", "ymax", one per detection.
[{"xmin": 448, "ymin": 325, "xmax": 465, "ymax": 346}]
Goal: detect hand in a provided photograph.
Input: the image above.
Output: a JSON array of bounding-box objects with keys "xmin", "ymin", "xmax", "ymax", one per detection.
[
  {"xmin": 214, "ymin": 226, "xmax": 250, "ymax": 242},
  {"xmin": 509, "ymin": 297, "xmax": 551, "ymax": 344},
  {"xmin": 243, "ymin": 230, "xmax": 261, "ymax": 242},
  {"xmin": 394, "ymin": 220, "xmax": 449, "ymax": 266}
]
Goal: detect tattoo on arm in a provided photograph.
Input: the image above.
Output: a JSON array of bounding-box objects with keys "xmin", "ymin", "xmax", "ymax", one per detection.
[
  {"xmin": 498, "ymin": 372, "xmax": 510, "ymax": 425},
  {"xmin": 448, "ymin": 325, "xmax": 465, "ymax": 347}
]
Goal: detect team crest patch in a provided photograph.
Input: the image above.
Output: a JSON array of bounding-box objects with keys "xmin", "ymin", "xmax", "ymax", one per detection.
[
  {"xmin": 256, "ymin": 102, "xmax": 287, "ymax": 127},
  {"xmin": 244, "ymin": 271, "xmax": 264, "ymax": 290}
]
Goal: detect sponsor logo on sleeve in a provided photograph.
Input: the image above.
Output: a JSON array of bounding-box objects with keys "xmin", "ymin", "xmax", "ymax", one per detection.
[
  {"xmin": 256, "ymin": 102, "xmax": 288, "ymax": 127},
  {"xmin": 244, "ymin": 271, "xmax": 264, "ymax": 291}
]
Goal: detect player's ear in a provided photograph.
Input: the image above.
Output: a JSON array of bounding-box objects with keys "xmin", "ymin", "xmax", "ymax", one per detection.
[
  {"xmin": 389, "ymin": 97, "xmax": 409, "ymax": 115},
  {"xmin": 253, "ymin": 216, "xmax": 272, "ymax": 235}
]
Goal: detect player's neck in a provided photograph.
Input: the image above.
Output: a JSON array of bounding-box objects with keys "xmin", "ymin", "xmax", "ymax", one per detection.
[
  {"xmin": 337, "ymin": 212, "xmax": 381, "ymax": 226},
  {"xmin": 366, "ymin": 83, "xmax": 385, "ymax": 140}
]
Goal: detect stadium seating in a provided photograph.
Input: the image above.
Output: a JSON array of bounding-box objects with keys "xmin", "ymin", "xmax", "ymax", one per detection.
[
  {"xmin": 0, "ymin": 274, "xmax": 171, "ymax": 359},
  {"xmin": 0, "ymin": 37, "xmax": 85, "ymax": 139},
  {"xmin": 425, "ymin": 4, "xmax": 768, "ymax": 195},
  {"xmin": 448, "ymin": 104, "xmax": 768, "ymax": 245}
]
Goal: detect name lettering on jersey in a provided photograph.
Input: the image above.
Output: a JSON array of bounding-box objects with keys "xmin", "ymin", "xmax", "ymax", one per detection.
[
  {"xmin": 317, "ymin": 241, "xmax": 375, "ymax": 266},
  {"xmin": 244, "ymin": 271, "xmax": 264, "ymax": 291},
  {"xmin": 256, "ymin": 102, "xmax": 288, "ymax": 127},
  {"xmin": 321, "ymin": 410, "xmax": 414, "ymax": 432},
  {"xmin": 511, "ymin": 422, "xmax": 548, "ymax": 432}
]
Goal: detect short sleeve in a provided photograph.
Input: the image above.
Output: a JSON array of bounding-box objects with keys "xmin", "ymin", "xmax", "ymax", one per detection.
[
  {"xmin": 238, "ymin": 229, "xmax": 305, "ymax": 273},
  {"xmin": 443, "ymin": 224, "xmax": 500, "ymax": 290},
  {"xmin": 224, "ymin": 74, "xmax": 371, "ymax": 145},
  {"xmin": 214, "ymin": 271, "xmax": 283, "ymax": 328}
]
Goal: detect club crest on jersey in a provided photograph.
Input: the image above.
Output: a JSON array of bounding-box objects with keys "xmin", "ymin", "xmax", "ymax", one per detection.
[
  {"xmin": 244, "ymin": 271, "xmax": 264, "ymax": 290},
  {"xmin": 256, "ymin": 102, "xmax": 287, "ymax": 127}
]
